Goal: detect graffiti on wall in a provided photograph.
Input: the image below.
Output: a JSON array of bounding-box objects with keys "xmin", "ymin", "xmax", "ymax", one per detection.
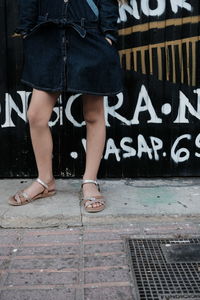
[
  {"xmin": 2, "ymin": 83, "xmax": 200, "ymax": 165},
  {"xmin": 0, "ymin": 0, "xmax": 200, "ymax": 177},
  {"xmin": 118, "ymin": 0, "xmax": 200, "ymax": 86}
]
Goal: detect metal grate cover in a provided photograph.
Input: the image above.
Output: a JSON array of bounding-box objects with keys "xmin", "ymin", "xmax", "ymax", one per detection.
[
  {"xmin": 161, "ymin": 244, "xmax": 200, "ymax": 263},
  {"xmin": 126, "ymin": 237, "xmax": 200, "ymax": 300}
]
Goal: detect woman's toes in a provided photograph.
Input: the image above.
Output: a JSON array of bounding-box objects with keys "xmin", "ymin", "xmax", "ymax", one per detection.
[
  {"xmin": 86, "ymin": 201, "xmax": 102, "ymax": 208},
  {"xmin": 93, "ymin": 201, "xmax": 101, "ymax": 208}
]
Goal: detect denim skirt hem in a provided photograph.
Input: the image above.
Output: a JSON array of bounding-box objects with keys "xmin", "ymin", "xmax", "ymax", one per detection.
[
  {"xmin": 21, "ymin": 79, "xmax": 63, "ymax": 93},
  {"xmin": 21, "ymin": 79, "xmax": 124, "ymax": 96}
]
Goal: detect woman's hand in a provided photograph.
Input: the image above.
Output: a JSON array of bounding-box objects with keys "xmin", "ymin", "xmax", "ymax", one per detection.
[{"xmin": 105, "ymin": 37, "xmax": 112, "ymax": 45}]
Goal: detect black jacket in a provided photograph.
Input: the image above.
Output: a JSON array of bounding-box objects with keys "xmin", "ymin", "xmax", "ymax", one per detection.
[
  {"xmin": 15, "ymin": 0, "xmax": 119, "ymax": 42},
  {"xmin": 14, "ymin": 0, "xmax": 123, "ymax": 95}
]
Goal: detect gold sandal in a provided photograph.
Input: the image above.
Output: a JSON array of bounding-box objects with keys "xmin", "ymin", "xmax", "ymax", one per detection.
[
  {"xmin": 80, "ymin": 179, "xmax": 105, "ymax": 213},
  {"xmin": 8, "ymin": 178, "xmax": 56, "ymax": 206}
]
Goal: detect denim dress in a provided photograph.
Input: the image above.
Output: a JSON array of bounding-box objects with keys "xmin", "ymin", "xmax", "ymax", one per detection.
[{"xmin": 14, "ymin": 0, "xmax": 124, "ymax": 96}]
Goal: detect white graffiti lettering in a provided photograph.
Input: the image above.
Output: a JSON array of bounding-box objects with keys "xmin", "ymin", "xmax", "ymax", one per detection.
[
  {"xmin": 1, "ymin": 85, "xmax": 200, "ymax": 128},
  {"xmin": 104, "ymin": 138, "xmax": 121, "ymax": 161},
  {"xmin": 131, "ymin": 85, "xmax": 162, "ymax": 124},
  {"xmin": 170, "ymin": 0, "xmax": 192, "ymax": 14},
  {"xmin": 1, "ymin": 91, "xmax": 30, "ymax": 128},
  {"xmin": 137, "ymin": 134, "xmax": 153, "ymax": 159},
  {"xmin": 118, "ymin": 0, "xmax": 192, "ymax": 22},
  {"xmin": 150, "ymin": 136, "xmax": 163, "ymax": 161},
  {"xmin": 171, "ymin": 134, "xmax": 191, "ymax": 163},
  {"xmin": 195, "ymin": 133, "xmax": 200, "ymax": 158},
  {"xmin": 141, "ymin": 0, "xmax": 165, "ymax": 17},
  {"xmin": 174, "ymin": 91, "xmax": 200, "ymax": 123},
  {"xmin": 120, "ymin": 137, "xmax": 136, "ymax": 158}
]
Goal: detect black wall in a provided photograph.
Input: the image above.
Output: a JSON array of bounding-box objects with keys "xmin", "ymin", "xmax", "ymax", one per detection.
[{"xmin": 0, "ymin": 0, "xmax": 200, "ymax": 178}]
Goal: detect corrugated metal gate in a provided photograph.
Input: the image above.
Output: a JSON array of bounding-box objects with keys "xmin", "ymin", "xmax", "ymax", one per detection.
[{"xmin": 0, "ymin": 0, "xmax": 200, "ymax": 178}]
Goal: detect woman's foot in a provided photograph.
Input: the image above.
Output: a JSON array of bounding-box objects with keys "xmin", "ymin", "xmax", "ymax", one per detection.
[
  {"xmin": 20, "ymin": 178, "xmax": 55, "ymax": 199},
  {"xmin": 8, "ymin": 177, "xmax": 56, "ymax": 205},
  {"xmin": 82, "ymin": 181, "xmax": 103, "ymax": 209}
]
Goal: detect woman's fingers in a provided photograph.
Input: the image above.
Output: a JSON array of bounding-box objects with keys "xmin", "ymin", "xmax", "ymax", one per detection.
[{"xmin": 105, "ymin": 37, "xmax": 112, "ymax": 45}]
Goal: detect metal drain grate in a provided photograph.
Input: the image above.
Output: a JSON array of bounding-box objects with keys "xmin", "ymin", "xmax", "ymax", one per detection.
[{"xmin": 126, "ymin": 237, "xmax": 200, "ymax": 300}]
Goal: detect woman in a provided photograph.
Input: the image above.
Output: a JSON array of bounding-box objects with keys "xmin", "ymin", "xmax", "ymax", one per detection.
[{"xmin": 8, "ymin": 0, "xmax": 124, "ymax": 213}]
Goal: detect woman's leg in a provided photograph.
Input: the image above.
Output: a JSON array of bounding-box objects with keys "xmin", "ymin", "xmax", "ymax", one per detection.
[
  {"xmin": 82, "ymin": 94, "xmax": 106, "ymax": 208},
  {"xmin": 19, "ymin": 88, "xmax": 60, "ymax": 198}
]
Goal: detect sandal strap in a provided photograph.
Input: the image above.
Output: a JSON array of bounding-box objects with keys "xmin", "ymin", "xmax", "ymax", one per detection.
[
  {"xmin": 22, "ymin": 191, "xmax": 31, "ymax": 201},
  {"xmin": 36, "ymin": 178, "xmax": 48, "ymax": 190},
  {"xmin": 81, "ymin": 179, "xmax": 101, "ymax": 192},
  {"xmin": 14, "ymin": 191, "xmax": 31, "ymax": 204},
  {"xmin": 81, "ymin": 179, "xmax": 98, "ymax": 187}
]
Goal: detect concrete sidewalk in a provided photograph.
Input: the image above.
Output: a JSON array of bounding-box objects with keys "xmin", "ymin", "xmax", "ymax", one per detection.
[{"xmin": 1, "ymin": 178, "xmax": 200, "ymax": 228}]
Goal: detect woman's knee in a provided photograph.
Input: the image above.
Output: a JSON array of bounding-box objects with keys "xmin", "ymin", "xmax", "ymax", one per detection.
[
  {"xmin": 82, "ymin": 94, "xmax": 105, "ymax": 123},
  {"xmin": 27, "ymin": 109, "xmax": 48, "ymax": 128},
  {"xmin": 83, "ymin": 109, "xmax": 104, "ymax": 124},
  {"xmin": 27, "ymin": 90, "xmax": 59, "ymax": 127}
]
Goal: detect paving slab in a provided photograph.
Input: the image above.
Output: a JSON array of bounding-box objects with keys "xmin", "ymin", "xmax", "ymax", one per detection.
[
  {"xmin": 1, "ymin": 178, "xmax": 200, "ymax": 228},
  {"xmin": 0, "ymin": 223, "xmax": 200, "ymax": 300}
]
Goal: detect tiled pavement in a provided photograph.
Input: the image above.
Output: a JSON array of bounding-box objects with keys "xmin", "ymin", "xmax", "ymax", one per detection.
[{"xmin": 0, "ymin": 221, "xmax": 200, "ymax": 300}]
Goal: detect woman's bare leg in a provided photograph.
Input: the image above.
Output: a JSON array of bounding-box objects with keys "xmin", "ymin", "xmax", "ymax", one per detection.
[
  {"xmin": 82, "ymin": 94, "xmax": 106, "ymax": 208},
  {"xmin": 20, "ymin": 88, "xmax": 60, "ymax": 198}
]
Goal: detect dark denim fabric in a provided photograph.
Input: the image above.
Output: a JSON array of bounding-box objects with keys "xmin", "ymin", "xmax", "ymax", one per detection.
[{"xmin": 15, "ymin": 0, "xmax": 124, "ymax": 95}]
